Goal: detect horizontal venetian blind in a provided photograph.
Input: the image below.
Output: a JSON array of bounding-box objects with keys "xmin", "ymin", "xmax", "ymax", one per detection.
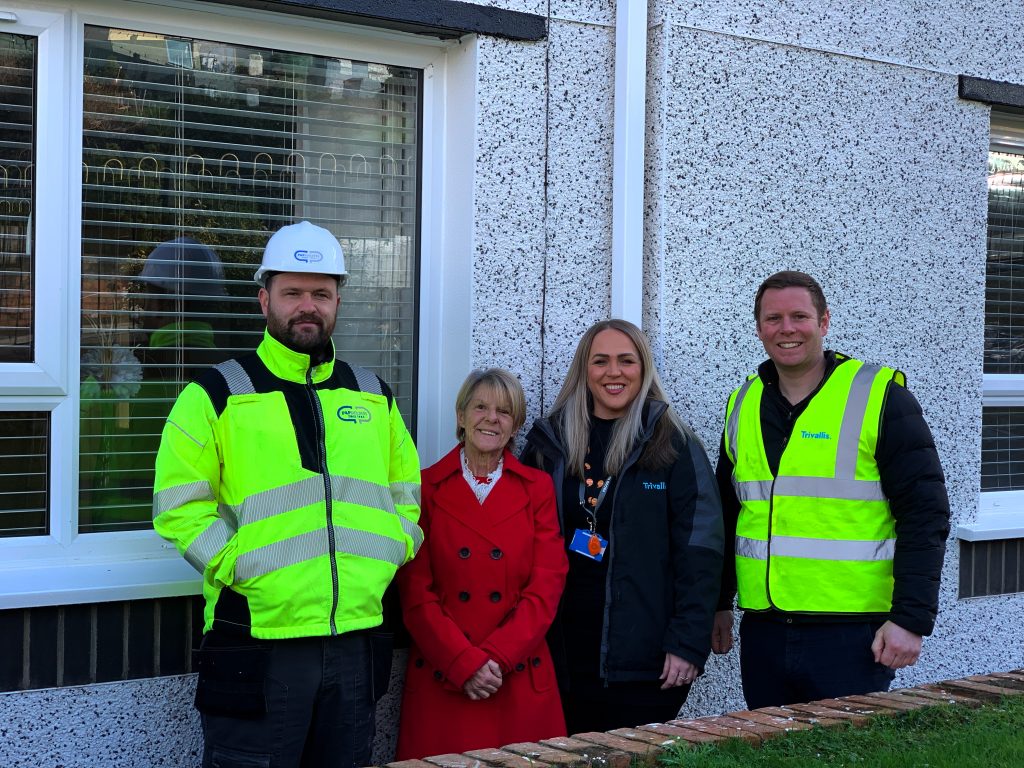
[
  {"xmin": 0, "ymin": 34, "xmax": 43, "ymax": 539},
  {"xmin": 0, "ymin": 411, "xmax": 49, "ymax": 537},
  {"xmin": 79, "ymin": 26, "xmax": 420, "ymax": 532},
  {"xmin": 0, "ymin": 32, "xmax": 34, "ymax": 363},
  {"xmin": 985, "ymin": 113, "xmax": 1024, "ymax": 375}
]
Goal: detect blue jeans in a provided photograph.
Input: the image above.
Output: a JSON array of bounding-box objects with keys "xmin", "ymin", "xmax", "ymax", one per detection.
[
  {"xmin": 739, "ymin": 614, "xmax": 896, "ymax": 710},
  {"xmin": 199, "ymin": 631, "xmax": 375, "ymax": 768}
]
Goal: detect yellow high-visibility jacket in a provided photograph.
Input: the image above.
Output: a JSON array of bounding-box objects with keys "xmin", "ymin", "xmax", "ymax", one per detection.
[
  {"xmin": 723, "ymin": 357, "xmax": 902, "ymax": 614},
  {"xmin": 154, "ymin": 330, "xmax": 422, "ymax": 639}
]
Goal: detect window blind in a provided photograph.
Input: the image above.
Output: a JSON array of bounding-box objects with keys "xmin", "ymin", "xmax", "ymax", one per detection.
[
  {"xmin": 0, "ymin": 33, "xmax": 45, "ymax": 538},
  {"xmin": 79, "ymin": 26, "xmax": 420, "ymax": 532},
  {"xmin": 0, "ymin": 411, "xmax": 49, "ymax": 537},
  {"xmin": 0, "ymin": 32, "xmax": 34, "ymax": 363}
]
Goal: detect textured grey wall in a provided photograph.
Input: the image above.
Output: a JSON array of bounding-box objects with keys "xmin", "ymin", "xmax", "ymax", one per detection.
[{"xmin": 6, "ymin": 1, "xmax": 1024, "ymax": 766}]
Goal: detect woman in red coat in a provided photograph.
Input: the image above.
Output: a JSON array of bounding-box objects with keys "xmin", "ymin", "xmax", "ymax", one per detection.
[{"xmin": 395, "ymin": 368, "xmax": 568, "ymax": 759}]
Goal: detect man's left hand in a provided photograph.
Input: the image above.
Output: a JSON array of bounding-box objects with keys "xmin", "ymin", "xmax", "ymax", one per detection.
[{"xmin": 871, "ymin": 621, "xmax": 922, "ymax": 669}]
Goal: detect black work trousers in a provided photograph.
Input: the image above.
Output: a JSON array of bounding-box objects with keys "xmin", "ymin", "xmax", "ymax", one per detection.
[
  {"xmin": 198, "ymin": 631, "xmax": 375, "ymax": 768},
  {"xmin": 739, "ymin": 614, "xmax": 896, "ymax": 710}
]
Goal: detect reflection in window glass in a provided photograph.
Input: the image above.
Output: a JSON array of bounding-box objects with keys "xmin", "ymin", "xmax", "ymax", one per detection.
[
  {"xmin": 0, "ymin": 412, "xmax": 49, "ymax": 537},
  {"xmin": 79, "ymin": 26, "xmax": 421, "ymax": 532},
  {"xmin": 981, "ymin": 406, "xmax": 1024, "ymax": 491},
  {"xmin": 0, "ymin": 33, "xmax": 35, "ymax": 363},
  {"xmin": 985, "ymin": 149, "xmax": 1024, "ymax": 374}
]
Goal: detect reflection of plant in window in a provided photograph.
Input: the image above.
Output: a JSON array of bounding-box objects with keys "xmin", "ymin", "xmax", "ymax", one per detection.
[{"xmin": 80, "ymin": 310, "xmax": 142, "ymax": 504}]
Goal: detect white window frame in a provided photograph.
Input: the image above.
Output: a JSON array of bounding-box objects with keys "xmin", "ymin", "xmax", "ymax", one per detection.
[
  {"xmin": 0, "ymin": 0, "xmax": 474, "ymax": 607},
  {"xmin": 962, "ymin": 112, "xmax": 1024, "ymax": 541}
]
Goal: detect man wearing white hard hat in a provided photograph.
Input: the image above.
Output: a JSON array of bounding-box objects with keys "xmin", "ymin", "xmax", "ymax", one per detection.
[{"xmin": 153, "ymin": 221, "xmax": 422, "ymax": 768}]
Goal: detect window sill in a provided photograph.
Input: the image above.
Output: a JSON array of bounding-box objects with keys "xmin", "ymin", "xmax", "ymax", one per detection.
[
  {"xmin": 956, "ymin": 515, "xmax": 1024, "ymax": 542},
  {"xmin": 0, "ymin": 553, "xmax": 200, "ymax": 609}
]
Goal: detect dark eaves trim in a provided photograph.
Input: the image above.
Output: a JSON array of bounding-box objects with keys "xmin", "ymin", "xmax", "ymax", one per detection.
[
  {"xmin": 959, "ymin": 75, "xmax": 1024, "ymax": 109},
  {"xmin": 193, "ymin": 0, "xmax": 547, "ymax": 41}
]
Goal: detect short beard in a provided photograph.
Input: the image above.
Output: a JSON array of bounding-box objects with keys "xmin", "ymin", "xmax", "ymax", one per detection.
[{"xmin": 267, "ymin": 313, "xmax": 335, "ymax": 363}]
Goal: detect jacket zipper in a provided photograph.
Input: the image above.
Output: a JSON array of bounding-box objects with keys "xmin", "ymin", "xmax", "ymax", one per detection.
[{"xmin": 307, "ymin": 366, "xmax": 339, "ymax": 635}]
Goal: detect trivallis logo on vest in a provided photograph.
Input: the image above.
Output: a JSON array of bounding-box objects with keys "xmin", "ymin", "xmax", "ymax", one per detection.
[{"xmin": 800, "ymin": 430, "xmax": 832, "ymax": 440}]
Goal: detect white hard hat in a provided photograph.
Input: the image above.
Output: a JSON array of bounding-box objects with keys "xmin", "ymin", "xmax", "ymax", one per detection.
[{"xmin": 254, "ymin": 221, "xmax": 347, "ymax": 287}]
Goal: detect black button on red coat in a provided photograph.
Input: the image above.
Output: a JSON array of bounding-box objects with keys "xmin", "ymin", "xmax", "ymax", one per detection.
[
  {"xmin": 459, "ymin": 547, "xmax": 470, "ymax": 558},
  {"xmin": 490, "ymin": 548, "xmax": 503, "ymax": 560},
  {"xmin": 489, "ymin": 591, "xmax": 501, "ymax": 602},
  {"xmin": 459, "ymin": 591, "xmax": 470, "ymax": 602}
]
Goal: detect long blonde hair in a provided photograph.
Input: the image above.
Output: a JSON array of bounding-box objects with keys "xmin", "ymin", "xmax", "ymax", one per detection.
[{"xmin": 549, "ymin": 319, "xmax": 689, "ymax": 477}]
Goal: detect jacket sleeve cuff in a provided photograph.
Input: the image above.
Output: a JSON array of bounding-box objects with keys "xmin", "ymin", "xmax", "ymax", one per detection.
[
  {"xmin": 887, "ymin": 612, "xmax": 934, "ymax": 637},
  {"xmin": 446, "ymin": 645, "xmax": 489, "ymax": 688}
]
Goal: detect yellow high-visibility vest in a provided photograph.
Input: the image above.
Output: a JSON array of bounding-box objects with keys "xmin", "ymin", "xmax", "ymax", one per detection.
[
  {"xmin": 153, "ymin": 330, "xmax": 422, "ymax": 639},
  {"xmin": 723, "ymin": 356, "xmax": 903, "ymax": 614}
]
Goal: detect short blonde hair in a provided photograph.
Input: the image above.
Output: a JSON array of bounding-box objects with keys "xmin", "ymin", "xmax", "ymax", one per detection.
[{"xmin": 454, "ymin": 368, "xmax": 527, "ymax": 444}]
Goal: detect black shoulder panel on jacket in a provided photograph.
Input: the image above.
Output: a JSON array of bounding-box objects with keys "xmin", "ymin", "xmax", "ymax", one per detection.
[
  {"xmin": 193, "ymin": 361, "xmax": 242, "ymax": 417},
  {"xmin": 329, "ymin": 359, "xmax": 395, "ymax": 410}
]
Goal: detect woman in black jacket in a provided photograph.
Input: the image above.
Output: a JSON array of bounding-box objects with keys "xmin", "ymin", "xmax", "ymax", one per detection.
[{"xmin": 522, "ymin": 319, "xmax": 724, "ymax": 734}]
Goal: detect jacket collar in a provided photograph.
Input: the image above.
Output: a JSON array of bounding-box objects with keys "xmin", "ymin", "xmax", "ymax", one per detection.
[
  {"xmin": 425, "ymin": 445, "xmax": 532, "ymax": 486},
  {"xmin": 256, "ymin": 329, "xmax": 336, "ymax": 385},
  {"xmin": 527, "ymin": 399, "xmax": 669, "ymax": 460}
]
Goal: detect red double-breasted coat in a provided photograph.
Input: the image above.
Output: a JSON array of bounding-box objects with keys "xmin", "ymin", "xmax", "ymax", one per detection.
[{"xmin": 395, "ymin": 446, "xmax": 568, "ymax": 760}]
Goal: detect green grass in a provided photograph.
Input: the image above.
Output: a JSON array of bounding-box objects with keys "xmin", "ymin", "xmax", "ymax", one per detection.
[{"xmin": 658, "ymin": 696, "xmax": 1024, "ymax": 768}]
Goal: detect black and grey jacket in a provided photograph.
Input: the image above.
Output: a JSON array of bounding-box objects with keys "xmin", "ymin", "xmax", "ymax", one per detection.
[{"xmin": 522, "ymin": 401, "xmax": 724, "ymax": 683}]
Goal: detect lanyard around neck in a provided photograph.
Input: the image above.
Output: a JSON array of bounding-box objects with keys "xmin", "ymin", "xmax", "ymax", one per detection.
[{"xmin": 578, "ymin": 475, "xmax": 613, "ymax": 532}]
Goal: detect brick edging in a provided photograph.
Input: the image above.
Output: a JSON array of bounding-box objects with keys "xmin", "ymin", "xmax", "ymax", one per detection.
[{"xmin": 381, "ymin": 671, "xmax": 1024, "ymax": 768}]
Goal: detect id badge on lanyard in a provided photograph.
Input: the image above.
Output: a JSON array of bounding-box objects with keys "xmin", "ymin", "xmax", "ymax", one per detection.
[{"xmin": 570, "ymin": 476, "xmax": 611, "ymax": 561}]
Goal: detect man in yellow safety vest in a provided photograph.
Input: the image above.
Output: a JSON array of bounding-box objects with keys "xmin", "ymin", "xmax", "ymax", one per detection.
[
  {"xmin": 711, "ymin": 270, "xmax": 948, "ymax": 708},
  {"xmin": 153, "ymin": 221, "xmax": 422, "ymax": 768}
]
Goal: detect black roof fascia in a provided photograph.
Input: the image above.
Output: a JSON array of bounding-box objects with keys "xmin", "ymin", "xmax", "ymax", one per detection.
[
  {"xmin": 193, "ymin": 0, "xmax": 547, "ymax": 41},
  {"xmin": 959, "ymin": 75, "xmax": 1024, "ymax": 109}
]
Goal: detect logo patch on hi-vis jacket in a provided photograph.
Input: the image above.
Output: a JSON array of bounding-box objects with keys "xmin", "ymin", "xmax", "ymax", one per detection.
[
  {"xmin": 294, "ymin": 249, "xmax": 324, "ymax": 264},
  {"xmin": 337, "ymin": 405, "xmax": 371, "ymax": 423},
  {"xmin": 800, "ymin": 430, "xmax": 832, "ymax": 440}
]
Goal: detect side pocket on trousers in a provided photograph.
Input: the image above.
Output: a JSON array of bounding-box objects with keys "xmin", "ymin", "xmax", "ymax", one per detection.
[
  {"xmin": 194, "ymin": 642, "xmax": 272, "ymax": 719},
  {"xmin": 369, "ymin": 630, "xmax": 394, "ymax": 703}
]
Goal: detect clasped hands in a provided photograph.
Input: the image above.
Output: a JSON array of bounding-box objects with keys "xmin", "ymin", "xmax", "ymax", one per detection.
[{"xmin": 463, "ymin": 659, "xmax": 503, "ymax": 700}]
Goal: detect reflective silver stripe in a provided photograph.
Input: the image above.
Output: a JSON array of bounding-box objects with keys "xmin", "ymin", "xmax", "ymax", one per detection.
[
  {"xmin": 726, "ymin": 377, "xmax": 757, "ymax": 459},
  {"xmin": 233, "ymin": 477, "xmax": 326, "ymax": 527},
  {"xmin": 835, "ymin": 364, "xmax": 882, "ymax": 480},
  {"xmin": 390, "ymin": 481, "xmax": 421, "ymax": 508},
  {"xmin": 735, "ymin": 534, "xmax": 895, "ymax": 563},
  {"xmin": 774, "ymin": 475, "xmax": 885, "ymax": 502},
  {"xmin": 352, "ymin": 365, "xmax": 383, "ymax": 396},
  {"xmin": 333, "ymin": 474, "xmax": 395, "ymax": 513},
  {"xmin": 184, "ymin": 518, "xmax": 234, "ymax": 572},
  {"xmin": 153, "ymin": 480, "xmax": 215, "ymax": 519},
  {"xmin": 215, "ymin": 359, "xmax": 255, "ymax": 396},
  {"xmin": 218, "ymin": 501, "xmax": 239, "ymax": 531},
  {"xmin": 735, "ymin": 479, "xmax": 773, "ymax": 503},
  {"xmin": 403, "ymin": 517, "xmax": 424, "ymax": 555},
  {"xmin": 736, "ymin": 535, "xmax": 767, "ymax": 560},
  {"xmin": 336, "ymin": 525, "xmax": 409, "ymax": 565},
  {"xmin": 236, "ymin": 526, "xmax": 408, "ymax": 581},
  {"xmin": 233, "ymin": 474, "xmax": 402, "ymax": 527},
  {"xmin": 233, "ymin": 475, "xmax": 418, "ymax": 556},
  {"xmin": 772, "ymin": 535, "xmax": 896, "ymax": 562},
  {"xmin": 236, "ymin": 528, "xmax": 328, "ymax": 581}
]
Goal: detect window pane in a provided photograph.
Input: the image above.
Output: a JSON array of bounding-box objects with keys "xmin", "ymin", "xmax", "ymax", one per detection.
[
  {"xmin": 981, "ymin": 406, "xmax": 1024, "ymax": 491},
  {"xmin": 0, "ymin": 32, "xmax": 35, "ymax": 363},
  {"xmin": 79, "ymin": 27, "xmax": 420, "ymax": 532},
  {"xmin": 985, "ymin": 112, "xmax": 1024, "ymax": 374},
  {"xmin": 0, "ymin": 411, "xmax": 49, "ymax": 537}
]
